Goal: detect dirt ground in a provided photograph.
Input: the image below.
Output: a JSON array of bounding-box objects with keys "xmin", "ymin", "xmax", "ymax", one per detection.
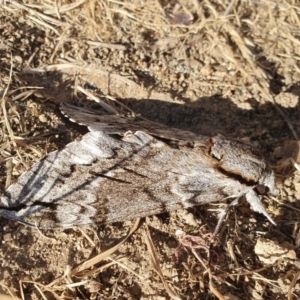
[{"xmin": 0, "ymin": 1, "xmax": 300, "ymax": 299}]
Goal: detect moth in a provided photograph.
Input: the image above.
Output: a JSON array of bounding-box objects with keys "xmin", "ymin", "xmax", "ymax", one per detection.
[{"xmin": 0, "ymin": 102, "xmax": 279, "ymax": 229}]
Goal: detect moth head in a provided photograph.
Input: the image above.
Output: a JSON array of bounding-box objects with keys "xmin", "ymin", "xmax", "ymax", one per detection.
[{"xmin": 256, "ymin": 169, "xmax": 279, "ymax": 196}]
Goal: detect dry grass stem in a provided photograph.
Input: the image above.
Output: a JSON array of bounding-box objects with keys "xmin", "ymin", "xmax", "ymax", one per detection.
[
  {"xmin": 86, "ymin": 41, "xmax": 126, "ymax": 50},
  {"xmin": 226, "ymin": 240, "xmax": 240, "ymax": 281},
  {"xmin": 78, "ymin": 228, "xmax": 96, "ymax": 248},
  {"xmin": 69, "ymin": 219, "xmax": 140, "ymax": 275},
  {"xmin": 143, "ymin": 225, "xmax": 182, "ymax": 300},
  {"xmin": 1, "ymin": 56, "xmax": 14, "ymax": 140},
  {"xmin": 11, "ymin": 90, "xmax": 40, "ymax": 102},
  {"xmin": 32, "ymin": 284, "xmax": 47, "ymax": 300},
  {"xmin": 288, "ymin": 271, "xmax": 300, "ymax": 300},
  {"xmin": 43, "ymin": 0, "xmax": 86, "ymax": 15},
  {"xmin": 76, "ymin": 85, "xmax": 119, "ymax": 114},
  {"xmin": 271, "ymin": 196, "xmax": 300, "ymax": 214},
  {"xmin": 4, "ymin": 158, "xmax": 12, "ymax": 189},
  {"xmin": 208, "ymin": 270, "xmax": 226, "ymax": 300},
  {"xmin": 19, "ymin": 281, "xmax": 61, "ymax": 300},
  {"xmin": 107, "ymin": 257, "xmax": 145, "ymax": 281},
  {"xmin": 0, "ymin": 282, "xmax": 20, "ymax": 300},
  {"xmin": 27, "ymin": 15, "xmax": 60, "ymax": 35},
  {"xmin": 0, "ymin": 294, "xmax": 18, "ymax": 300},
  {"xmin": 70, "ymin": 260, "xmax": 120, "ymax": 278},
  {"xmin": 7, "ymin": 0, "xmax": 67, "ymax": 26}
]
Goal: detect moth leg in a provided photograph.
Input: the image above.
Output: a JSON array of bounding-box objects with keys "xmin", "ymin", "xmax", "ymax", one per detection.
[
  {"xmin": 245, "ymin": 189, "xmax": 276, "ymax": 226},
  {"xmin": 208, "ymin": 208, "xmax": 227, "ymax": 237},
  {"xmin": 209, "ymin": 198, "xmax": 239, "ymax": 236}
]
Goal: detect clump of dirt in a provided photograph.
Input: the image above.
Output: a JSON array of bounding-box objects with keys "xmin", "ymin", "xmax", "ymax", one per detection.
[{"xmin": 0, "ymin": 1, "xmax": 300, "ymax": 299}]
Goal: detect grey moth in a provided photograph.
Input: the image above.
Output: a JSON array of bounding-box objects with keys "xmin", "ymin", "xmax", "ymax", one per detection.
[{"xmin": 0, "ymin": 103, "xmax": 278, "ymax": 229}]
